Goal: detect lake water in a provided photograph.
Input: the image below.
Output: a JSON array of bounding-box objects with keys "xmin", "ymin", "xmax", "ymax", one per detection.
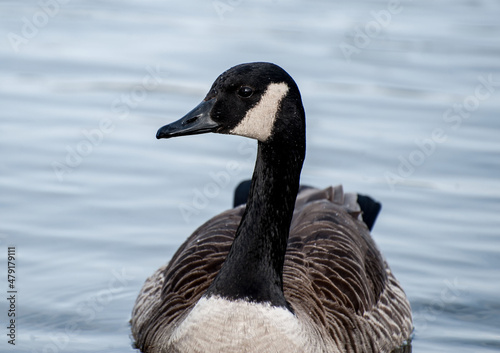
[{"xmin": 1, "ymin": 0, "xmax": 499, "ymax": 352}]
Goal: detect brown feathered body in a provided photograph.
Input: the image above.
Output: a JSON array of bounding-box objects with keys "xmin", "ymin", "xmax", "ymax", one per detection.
[{"xmin": 131, "ymin": 185, "xmax": 412, "ymax": 353}]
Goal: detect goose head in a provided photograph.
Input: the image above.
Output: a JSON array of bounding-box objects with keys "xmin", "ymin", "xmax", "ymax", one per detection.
[
  {"xmin": 156, "ymin": 62, "xmax": 305, "ymax": 145},
  {"xmin": 155, "ymin": 62, "xmax": 307, "ymax": 310}
]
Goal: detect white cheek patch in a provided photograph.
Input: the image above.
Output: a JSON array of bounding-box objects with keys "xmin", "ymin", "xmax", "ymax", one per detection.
[{"xmin": 230, "ymin": 82, "xmax": 289, "ymax": 142}]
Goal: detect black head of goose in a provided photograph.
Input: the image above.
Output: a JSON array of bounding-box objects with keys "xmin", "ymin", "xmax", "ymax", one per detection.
[{"xmin": 131, "ymin": 62, "xmax": 412, "ymax": 353}]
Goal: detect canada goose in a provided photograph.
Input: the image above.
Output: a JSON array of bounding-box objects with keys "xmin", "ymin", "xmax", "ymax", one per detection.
[{"xmin": 131, "ymin": 62, "xmax": 412, "ymax": 353}]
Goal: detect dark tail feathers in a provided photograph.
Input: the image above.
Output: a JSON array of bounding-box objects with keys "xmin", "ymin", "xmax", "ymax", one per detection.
[
  {"xmin": 233, "ymin": 180, "xmax": 382, "ymax": 231},
  {"xmin": 356, "ymin": 194, "xmax": 382, "ymax": 231}
]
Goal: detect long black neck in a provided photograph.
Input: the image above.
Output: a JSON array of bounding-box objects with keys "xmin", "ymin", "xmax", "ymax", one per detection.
[{"xmin": 206, "ymin": 129, "xmax": 305, "ymax": 309}]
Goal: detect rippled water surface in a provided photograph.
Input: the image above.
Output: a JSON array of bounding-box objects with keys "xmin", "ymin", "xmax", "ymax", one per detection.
[{"xmin": 1, "ymin": 0, "xmax": 499, "ymax": 352}]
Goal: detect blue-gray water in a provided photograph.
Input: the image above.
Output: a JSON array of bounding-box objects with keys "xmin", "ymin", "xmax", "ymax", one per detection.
[{"xmin": 1, "ymin": 0, "xmax": 499, "ymax": 352}]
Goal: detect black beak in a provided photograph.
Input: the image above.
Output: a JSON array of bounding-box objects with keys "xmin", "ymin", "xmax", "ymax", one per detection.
[{"xmin": 156, "ymin": 98, "xmax": 218, "ymax": 139}]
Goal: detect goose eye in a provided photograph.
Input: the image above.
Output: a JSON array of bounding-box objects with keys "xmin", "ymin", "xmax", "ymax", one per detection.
[{"xmin": 237, "ymin": 86, "xmax": 253, "ymax": 98}]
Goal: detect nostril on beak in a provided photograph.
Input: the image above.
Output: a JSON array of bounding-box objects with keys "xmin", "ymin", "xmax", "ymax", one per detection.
[{"xmin": 185, "ymin": 116, "xmax": 199, "ymax": 125}]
